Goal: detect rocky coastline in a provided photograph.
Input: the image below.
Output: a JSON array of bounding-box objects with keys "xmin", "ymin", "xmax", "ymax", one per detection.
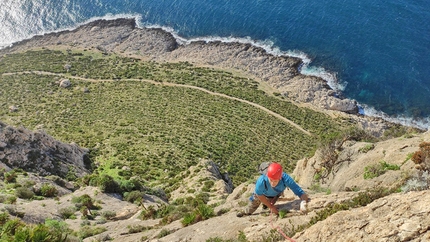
[{"xmin": 1, "ymin": 18, "xmax": 417, "ymax": 135}]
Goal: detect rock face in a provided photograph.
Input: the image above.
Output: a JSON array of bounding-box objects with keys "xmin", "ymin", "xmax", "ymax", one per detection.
[
  {"xmin": 1, "ymin": 18, "xmax": 358, "ymax": 114},
  {"xmin": 293, "ymin": 130, "xmax": 430, "ymax": 193},
  {"xmin": 169, "ymin": 159, "xmax": 234, "ymax": 204},
  {"xmin": 0, "ymin": 121, "xmax": 91, "ymax": 178},
  {"xmin": 294, "ymin": 190, "xmax": 430, "ymax": 241}
]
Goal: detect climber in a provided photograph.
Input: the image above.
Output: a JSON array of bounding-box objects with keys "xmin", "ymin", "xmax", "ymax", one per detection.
[{"xmin": 237, "ymin": 162, "xmax": 309, "ymax": 217}]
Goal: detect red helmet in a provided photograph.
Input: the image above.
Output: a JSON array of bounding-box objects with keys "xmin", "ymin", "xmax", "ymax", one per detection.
[{"xmin": 267, "ymin": 163, "xmax": 283, "ymax": 180}]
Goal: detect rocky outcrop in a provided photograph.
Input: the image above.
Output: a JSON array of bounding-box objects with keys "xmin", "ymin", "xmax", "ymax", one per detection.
[
  {"xmin": 294, "ymin": 190, "xmax": 430, "ymax": 241},
  {"xmin": 0, "ymin": 121, "xmax": 91, "ymax": 178},
  {"xmin": 293, "ymin": 130, "xmax": 430, "ymax": 192},
  {"xmin": 169, "ymin": 159, "xmax": 234, "ymax": 204}
]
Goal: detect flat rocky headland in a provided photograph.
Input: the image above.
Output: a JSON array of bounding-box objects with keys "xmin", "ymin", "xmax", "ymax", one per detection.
[{"xmin": 1, "ymin": 18, "xmax": 413, "ymax": 135}]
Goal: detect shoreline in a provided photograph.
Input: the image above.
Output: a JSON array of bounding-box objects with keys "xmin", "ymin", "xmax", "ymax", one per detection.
[{"xmin": 0, "ymin": 17, "xmax": 427, "ymax": 133}]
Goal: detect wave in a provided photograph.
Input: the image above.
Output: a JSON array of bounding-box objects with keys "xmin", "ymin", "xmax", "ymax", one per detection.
[
  {"xmin": 0, "ymin": 13, "xmax": 142, "ymax": 49},
  {"xmin": 359, "ymin": 104, "xmax": 429, "ymax": 130},
  {"xmin": 141, "ymin": 22, "xmax": 346, "ymax": 93}
]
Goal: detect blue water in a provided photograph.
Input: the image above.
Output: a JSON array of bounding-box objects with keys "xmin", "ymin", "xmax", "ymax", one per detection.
[{"xmin": 1, "ymin": 0, "xmax": 429, "ymax": 128}]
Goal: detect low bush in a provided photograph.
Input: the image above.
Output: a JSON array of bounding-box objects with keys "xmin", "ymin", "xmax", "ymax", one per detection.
[
  {"xmin": 124, "ymin": 190, "xmax": 144, "ymax": 204},
  {"xmin": 15, "ymin": 187, "xmax": 35, "ymax": 199},
  {"xmin": 101, "ymin": 210, "xmax": 116, "ymax": 220},
  {"xmin": 4, "ymin": 171, "xmax": 17, "ymax": 183},
  {"xmin": 58, "ymin": 206, "xmax": 77, "ymax": 219},
  {"xmin": 358, "ymin": 143, "xmax": 374, "ymax": 153},
  {"xmin": 363, "ymin": 161, "xmax": 400, "ymax": 179},
  {"xmin": 127, "ymin": 224, "xmax": 151, "ymax": 234},
  {"xmin": 75, "ymin": 226, "xmax": 107, "ymax": 239},
  {"xmin": 40, "ymin": 183, "xmax": 58, "ymax": 197},
  {"xmin": 402, "ymin": 171, "xmax": 430, "ymax": 192}
]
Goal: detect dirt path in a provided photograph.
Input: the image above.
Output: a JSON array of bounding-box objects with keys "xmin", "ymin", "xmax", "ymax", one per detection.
[{"xmin": 3, "ymin": 71, "xmax": 312, "ymax": 136}]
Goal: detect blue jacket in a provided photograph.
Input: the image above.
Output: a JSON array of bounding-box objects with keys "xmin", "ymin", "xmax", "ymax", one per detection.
[{"xmin": 254, "ymin": 172, "xmax": 305, "ymax": 198}]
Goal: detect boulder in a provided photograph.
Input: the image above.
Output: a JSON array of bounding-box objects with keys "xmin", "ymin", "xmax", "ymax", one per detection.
[{"xmin": 59, "ymin": 79, "xmax": 71, "ymax": 88}]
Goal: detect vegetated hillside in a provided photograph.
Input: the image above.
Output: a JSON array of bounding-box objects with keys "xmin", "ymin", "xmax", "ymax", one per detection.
[
  {"xmin": 0, "ymin": 121, "xmax": 429, "ymax": 242},
  {"xmin": 0, "ymin": 47, "xmax": 429, "ymax": 242},
  {"xmin": 0, "ymin": 48, "xmax": 350, "ymax": 189}
]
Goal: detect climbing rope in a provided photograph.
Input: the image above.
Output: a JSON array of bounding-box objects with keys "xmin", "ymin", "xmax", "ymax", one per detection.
[{"xmin": 269, "ymin": 211, "xmax": 296, "ymax": 242}]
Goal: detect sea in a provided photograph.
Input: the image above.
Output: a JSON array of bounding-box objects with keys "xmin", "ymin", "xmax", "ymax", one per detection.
[{"xmin": 1, "ymin": 0, "xmax": 429, "ymax": 129}]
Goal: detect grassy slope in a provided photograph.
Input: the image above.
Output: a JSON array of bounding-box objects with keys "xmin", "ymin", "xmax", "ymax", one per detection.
[{"xmin": 0, "ymin": 48, "xmax": 348, "ymax": 190}]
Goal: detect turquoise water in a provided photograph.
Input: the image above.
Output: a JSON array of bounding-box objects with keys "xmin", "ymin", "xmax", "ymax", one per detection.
[{"xmin": 1, "ymin": 0, "xmax": 429, "ymax": 128}]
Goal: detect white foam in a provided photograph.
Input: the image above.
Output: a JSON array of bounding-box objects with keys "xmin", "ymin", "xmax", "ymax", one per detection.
[
  {"xmin": 139, "ymin": 23, "xmax": 348, "ymax": 93},
  {"xmin": 0, "ymin": 13, "xmax": 143, "ymax": 50},
  {"xmin": 359, "ymin": 104, "xmax": 429, "ymax": 130}
]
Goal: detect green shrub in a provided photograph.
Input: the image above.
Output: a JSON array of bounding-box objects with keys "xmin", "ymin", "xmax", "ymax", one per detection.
[
  {"xmin": 58, "ymin": 206, "xmax": 77, "ymax": 219},
  {"xmin": 358, "ymin": 143, "xmax": 374, "ymax": 153},
  {"xmin": 1, "ymin": 218, "xmax": 23, "ymax": 235},
  {"xmin": 196, "ymin": 204, "xmax": 214, "ymax": 220},
  {"xmin": 364, "ymin": 161, "xmax": 400, "ymax": 179},
  {"xmin": 76, "ymin": 226, "xmax": 107, "ymax": 239},
  {"xmin": 40, "ymin": 183, "xmax": 58, "ymax": 197},
  {"xmin": 157, "ymin": 228, "xmax": 171, "ymax": 238},
  {"xmin": 44, "ymin": 219, "xmax": 70, "ymax": 236},
  {"xmin": 187, "ymin": 188, "xmax": 196, "ymax": 193},
  {"xmin": 181, "ymin": 213, "xmax": 196, "ymax": 227},
  {"xmin": 97, "ymin": 174, "xmax": 120, "ymax": 193},
  {"xmin": 0, "ymin": 212, "xmax": 9, "ymax": 225},
  {"xmin": 13, "ymin": 226, "xmax": 31, "ymax": 241},
  {"xmin": 124, "ymin": 190, "xmax": 144, "ymax": 204},
  {"xmin": 127, "ymin": 224, "xmax": 151, "ymax": 234},
  {"xmin": 72, "ymin": 194, "xmax": 96, "ymax": 209},
  {"xmin": 5, "ymin": 196, "xmax": 17, "ymax": 204},
  {"xmin": 278, "ymin": 209, "xmax": 288, "ymax": 219},
  {"xmin": 119, "ymin": 179, "xmax": 138, "ymax": 192},
  {"xmin": 101, "ymin": 210, "xmax": 116, "ymax": 220},
  {"xmin": 4, "ymin": 171, "xmax": 17, "ymax": 183},
  {"xmin": 202, "ymin": 180, "xmax": 215, "ymax": 192},
  {"xmin": 31, "ymin": 224, "xmax": 54, "ymax": 241},
  {"xmin": 15, "ymin": 187, "xmax": 35, "ymax": 199},
  {"xmin": 139, "ymin": 205, "xmax": 156, "ymax": 220}
]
